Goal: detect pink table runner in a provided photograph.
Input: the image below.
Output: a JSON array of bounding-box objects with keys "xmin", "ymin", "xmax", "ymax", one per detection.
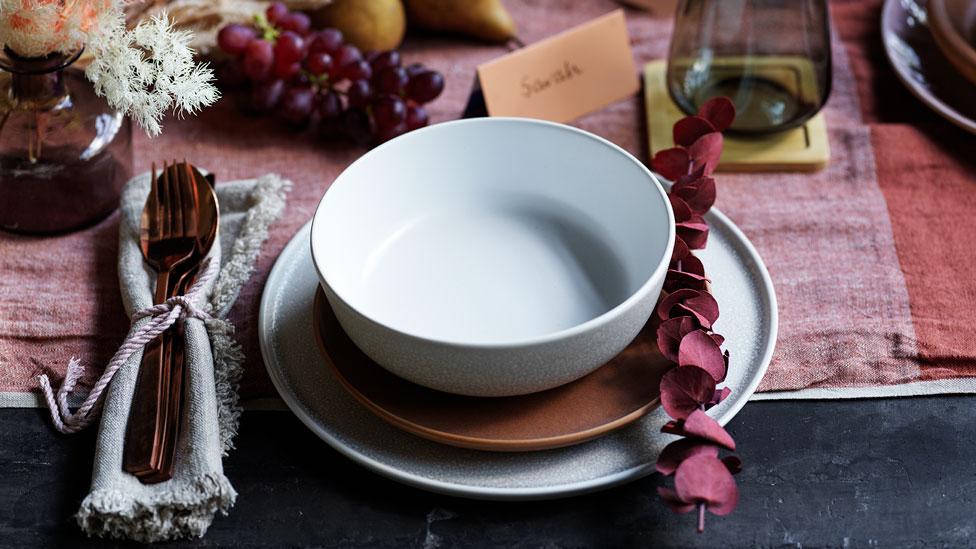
[{"xmin": 2, "ymin": 0, "xmax": 974, "ymax": 406}]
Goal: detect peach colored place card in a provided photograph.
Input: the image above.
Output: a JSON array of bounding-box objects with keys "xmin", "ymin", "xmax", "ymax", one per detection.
[{"xmin": 477, "ymin": 10, "xmax": 639, "ymax": 123}]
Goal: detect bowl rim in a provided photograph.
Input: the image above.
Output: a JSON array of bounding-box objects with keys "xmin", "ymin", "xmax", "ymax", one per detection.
[{"xmin": 309, "ymin": 117, "xmax": 676, "ymax": 350}]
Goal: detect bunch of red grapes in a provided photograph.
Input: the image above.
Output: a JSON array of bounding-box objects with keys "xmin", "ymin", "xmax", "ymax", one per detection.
[{"xmin": 216, "ymin": 2, "xmax": 444, "ymax": 145}]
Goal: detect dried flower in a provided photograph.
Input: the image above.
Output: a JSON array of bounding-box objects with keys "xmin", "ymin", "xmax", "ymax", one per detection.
[
  {"xmin": 85, "ymin": 10, "xmax": 218, "ymax": 136},
  {"xmin": 0, "ymin": 1, "xmax": 218, "ymax": 136},
  {"xmin": 0, "ymin": 0, "xmax": 109, "ymax": 58}
]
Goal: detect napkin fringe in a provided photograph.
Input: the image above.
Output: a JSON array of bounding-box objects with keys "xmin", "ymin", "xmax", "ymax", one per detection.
[
  {"xmin": 209, "ymin": 173, "xmax": 291, "ymax": 316},
  {"xmin": 208, "ymin": 317, "xmax": 244, "ymax": 455},
  {"xmin": 76, "ymin": 472, "xmax": 238, "ymax": 543},
  {"xmin": 206, "ymin": 173, "xmax": 290, "ymax": 454}
]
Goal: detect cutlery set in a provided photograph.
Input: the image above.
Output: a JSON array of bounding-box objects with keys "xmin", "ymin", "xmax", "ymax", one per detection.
[{"xmin": 123, "ymin": 161, "xmax": 218, "ymax": 483}]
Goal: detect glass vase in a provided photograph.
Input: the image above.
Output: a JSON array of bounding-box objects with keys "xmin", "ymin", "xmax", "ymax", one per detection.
[
  {"xmin": 666, "ymin": 0, "xmax": 832, "ymax": 134},
  {"xmin": 0, "ymin": 49, "xmax": 132, "ymax": 234}
]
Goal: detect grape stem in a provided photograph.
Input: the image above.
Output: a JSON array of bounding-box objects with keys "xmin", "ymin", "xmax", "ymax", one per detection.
[
  {"xmin": 253, "ymin": 13, "xmax": 280, "ymax": 43},
  {"xmin": 697, "ymin": 503, "xmax": 705, "ymax": 533},
  {"xmin": 305, "ymin": 72, "xmax": 331, "ymax": 89}
]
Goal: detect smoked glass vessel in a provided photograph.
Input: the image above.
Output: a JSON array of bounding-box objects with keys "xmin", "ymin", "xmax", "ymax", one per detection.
[
  {"xmin": 666, "ymin": 0, "xmax": 832, "ymax": 133},
  {"xmin": 0, "ymin": 49, "xmax": 132, "ymax": 234}
]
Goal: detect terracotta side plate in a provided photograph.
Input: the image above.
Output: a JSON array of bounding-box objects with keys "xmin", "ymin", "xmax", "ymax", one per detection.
[{"xmin": 312, "ymin": 288, "xmax": 669, "ymax": 452}]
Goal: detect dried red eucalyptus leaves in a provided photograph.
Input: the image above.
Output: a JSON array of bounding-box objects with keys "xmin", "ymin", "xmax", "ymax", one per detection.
[{"xmin": 651, "ymin": 97, "xmax": 740, "ymax": 532}]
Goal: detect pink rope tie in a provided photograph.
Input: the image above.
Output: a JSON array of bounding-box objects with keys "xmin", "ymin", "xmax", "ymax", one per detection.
[{"xmin": 37, "ymin": 258, "xmax": 219, "ymax": 434}]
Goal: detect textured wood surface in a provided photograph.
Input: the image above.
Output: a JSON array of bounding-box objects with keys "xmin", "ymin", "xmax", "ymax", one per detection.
[{"xmin": 4, "ymin": 397, "xmax": 974, "ymax": 547}]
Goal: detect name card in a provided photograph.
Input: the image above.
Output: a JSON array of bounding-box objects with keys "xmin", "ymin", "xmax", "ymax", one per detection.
[{"xmin": 476, "ymin": 10, "xmax": 639, "ymax": 123}]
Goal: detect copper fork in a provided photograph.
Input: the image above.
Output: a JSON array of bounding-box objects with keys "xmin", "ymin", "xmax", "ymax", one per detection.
[
  {"xmin": 140, "ymin": 162, "xmax": 205, "ymax": 483},
  {"xmin": 124, "ymin": 161, "xmax": 199, "ymax": 477}
]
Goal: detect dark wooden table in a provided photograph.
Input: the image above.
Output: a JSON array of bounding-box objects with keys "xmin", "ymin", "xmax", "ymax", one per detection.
[{"xmin": 5, "ymin": 396, "xmax": 973, "ymax": 547}]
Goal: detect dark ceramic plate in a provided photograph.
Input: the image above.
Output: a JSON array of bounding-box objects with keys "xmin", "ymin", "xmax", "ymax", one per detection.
[{"xmin": 882, "ymin": 0, "xmax": 976, "ymax": 134}]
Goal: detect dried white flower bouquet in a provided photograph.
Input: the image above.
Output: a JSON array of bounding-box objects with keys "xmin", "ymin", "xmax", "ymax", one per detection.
[{"xmin": 0, "ymin": 0, "xmax": 219, "ymax": 136}]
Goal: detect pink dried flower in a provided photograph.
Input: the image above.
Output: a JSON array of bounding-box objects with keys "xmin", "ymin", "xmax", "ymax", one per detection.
[{"xmin": 0, "ymin": 2, "xmax": 218, "ymax": 137}]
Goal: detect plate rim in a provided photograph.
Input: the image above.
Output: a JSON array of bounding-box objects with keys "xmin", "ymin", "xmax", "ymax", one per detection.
[
  {"xmin": 260, "ymin": 255, "xmax": 657, "ymax": 499},
  {"xmin": 259, "ymin": 196, "xmax": 777, "ymax": 500},
  {"xmin": 701, "ymin": 204, "xmax": 778, "ymax": 427},
  {"xmin": 311, "ymin": 288, "xmax": 664, "ymax": 453},
  {"xmin": 881, "ymin": 0, "xmax": 976, "ymax": 135}
]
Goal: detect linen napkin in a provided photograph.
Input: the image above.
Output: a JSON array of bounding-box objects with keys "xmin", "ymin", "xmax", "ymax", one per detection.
[{"xmin": 71, "ymin": 170, "xmax": 289, "ymax": 542}]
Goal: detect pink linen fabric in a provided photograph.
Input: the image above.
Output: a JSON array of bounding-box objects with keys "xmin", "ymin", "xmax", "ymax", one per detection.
[{"xmin": 0, "ymin": 0, "xmax": 971, "ymax": 405}]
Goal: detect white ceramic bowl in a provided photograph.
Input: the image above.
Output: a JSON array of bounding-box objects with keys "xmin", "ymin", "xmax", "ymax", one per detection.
[{"xmin": 310, "ymin": 118, "xmax": 675, "ymax": 397}]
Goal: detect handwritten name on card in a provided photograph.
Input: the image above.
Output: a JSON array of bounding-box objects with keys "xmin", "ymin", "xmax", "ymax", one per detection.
[{"xmin": 477, "ymin": 10, "xmax": 639, "ymax": 123}]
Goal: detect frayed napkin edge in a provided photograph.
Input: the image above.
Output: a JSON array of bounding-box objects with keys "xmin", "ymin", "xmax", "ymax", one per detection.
[
  {"xmin": 207, "ymin": 173, "xmax": 291, "ymax": 455},
  {"xmin": 76, "ymin": 472, "xmax": 238, "ymax": 543}
]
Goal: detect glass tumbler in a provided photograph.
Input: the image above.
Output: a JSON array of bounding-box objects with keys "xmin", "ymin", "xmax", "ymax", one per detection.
[{"xmin": 666, "ymin": 0, "xmax": 831, "ymax": 133}]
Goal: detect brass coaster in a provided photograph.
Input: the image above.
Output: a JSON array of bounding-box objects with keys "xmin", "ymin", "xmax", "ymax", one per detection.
[{"xmin": 644, "ymin": 59, "xmax": 830, "ymax": 172}]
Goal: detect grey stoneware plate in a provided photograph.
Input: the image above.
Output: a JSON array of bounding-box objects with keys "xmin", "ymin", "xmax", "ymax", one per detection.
[
  {"xmin": 882, "ymin": 0, "xmax": 976, "ymax": 134},
  {"xmin": 259, "ymin": 203, "xmax": 777, "ymax": 500}
]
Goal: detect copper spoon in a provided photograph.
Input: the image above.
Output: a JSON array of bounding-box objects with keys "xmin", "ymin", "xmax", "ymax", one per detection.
[
  {"xmin": 140, "ymin": 162, "xmax": 219, "ymax": 483},
  {"xmin": 124, "ymin": 162, "xmax": 197, "ymax": 475}
]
